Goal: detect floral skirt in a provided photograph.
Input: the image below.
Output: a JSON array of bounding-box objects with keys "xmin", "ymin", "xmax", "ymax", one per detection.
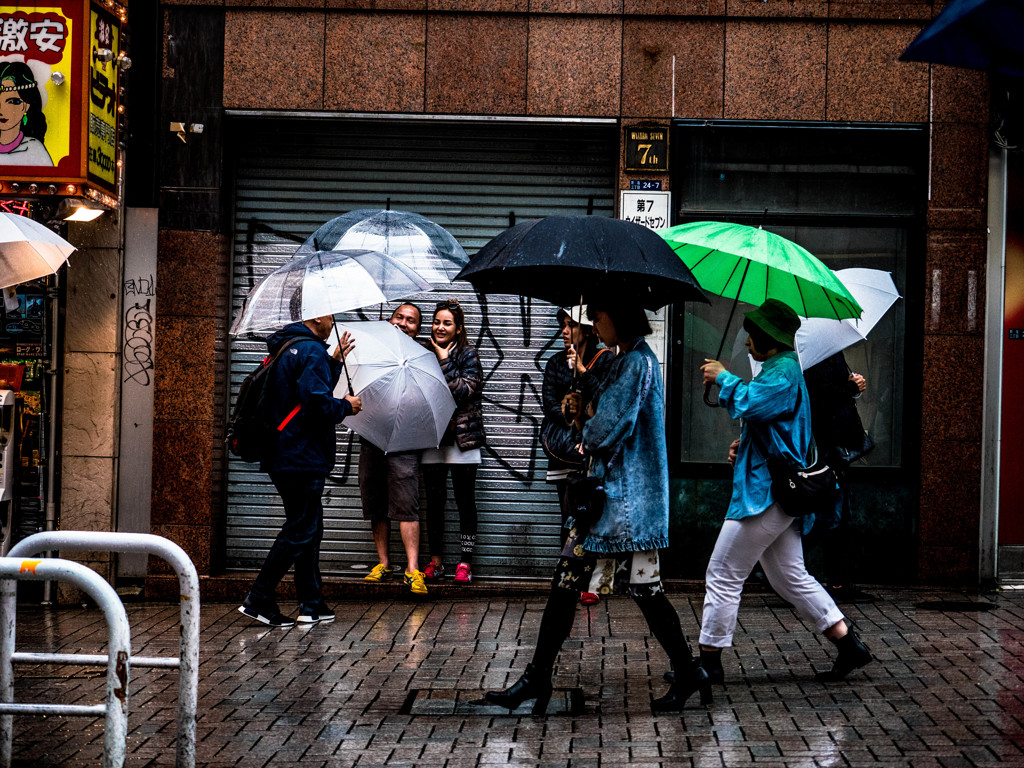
[{"xmin": 551, "ymin": 525, "xmax": 663, "ymax": 598}]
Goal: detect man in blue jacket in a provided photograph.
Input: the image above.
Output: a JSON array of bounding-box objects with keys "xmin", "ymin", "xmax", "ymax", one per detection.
[{"xmin": 238, "ymin": 314, "xmax": 361, "ymax": 627}]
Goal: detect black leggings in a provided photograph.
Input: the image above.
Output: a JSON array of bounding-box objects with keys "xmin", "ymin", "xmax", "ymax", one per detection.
[
  {"xmin": 531, "ymin": 588, "xmax": 694, "ymax": 672},
  {"xmin": 423, "ymin": 464, "xmax": 478, "ymax": 564}
]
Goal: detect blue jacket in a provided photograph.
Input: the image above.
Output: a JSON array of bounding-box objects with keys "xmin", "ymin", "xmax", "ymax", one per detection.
[
  {"xmin": 716, "ymin": 351, "xmax": 815, "ymax": 533},
  {"xmin": 581, "ymin": 338, "xmax": 670, "ymax": 554},
  {"xmin": 260, "ymin": 323, "xmax": 352, "ymax": 475}
]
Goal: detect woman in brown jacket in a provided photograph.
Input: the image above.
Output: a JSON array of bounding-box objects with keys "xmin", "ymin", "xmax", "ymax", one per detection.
[{"xmin": 422, "ymin": 299, "xmax": 486, "ymax": 585}]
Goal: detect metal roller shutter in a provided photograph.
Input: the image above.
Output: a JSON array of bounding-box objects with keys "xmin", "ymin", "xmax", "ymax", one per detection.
[{"xmin": 226, "ymin": 117, "xmax": 617, "ymax": 579}]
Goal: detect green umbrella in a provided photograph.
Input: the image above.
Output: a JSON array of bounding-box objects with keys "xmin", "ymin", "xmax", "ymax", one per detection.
[{"xmin": 658, "ymin": 221, "xmax": 862, "ymax": 406}]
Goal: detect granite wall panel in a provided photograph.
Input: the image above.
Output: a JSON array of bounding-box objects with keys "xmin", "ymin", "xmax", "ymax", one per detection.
[
  {"xmin": 527, "ymin": 16, "xmax": 621, "ymax": 116},
  {"xmin": 325, "ymin": 13, "xmax": 425, "ymax": 113},
  {"xmin": 826, "ymin": 23, "xmax": 928, "ymax": 122},
  {"xmin": 928, "ymin": 122, "xmax": 989, "ymax": 231},
  {"xmin": 924, "ymin": 231, "xmax": 987, "ymax": 336},
  {"xmin": 920, "ymin": 335, "xmax": 984, "ymax": 442},
  {"xmin": 621, "ymin": 20, "xmax": 724, "ymax": 119},
  {"xmin": 224, "ymin": 11, "xmax": 325, "ymax": 109},
  {"xmin": 157, "ymin": 230, "xmax": 229, "ymax": 317},
  {"xmin": 724, "ymin": 21, "xmax": 826, "ymax": 120},
  {"xmin": 426, "ymin": 15, "xmax": 527, "ymax": 114}
]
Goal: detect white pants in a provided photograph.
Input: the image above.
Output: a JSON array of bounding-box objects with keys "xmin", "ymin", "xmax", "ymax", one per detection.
[{"xmin": 699, "ymin": 503, "xmax": 845, "ymax": 648}]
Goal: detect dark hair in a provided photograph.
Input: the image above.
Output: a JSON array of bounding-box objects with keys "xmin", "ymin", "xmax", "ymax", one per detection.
[
  {"xmin": 586, "ymin": 299, "xmax": 652, "ymax": 341},
  {"xmin": 0, "ymin": 62, "xmax": 46, "ymax": 142},
  {"xmin": 433, "ymin": 298, "xmax": 469, "ymax": 348},
  {"xmin": 743, "ymin": 317, "xmax": 793, "ymax": 352},
  {"xmin": 393, "ymin": 302, "xmax": 422, "ymax": 329}
]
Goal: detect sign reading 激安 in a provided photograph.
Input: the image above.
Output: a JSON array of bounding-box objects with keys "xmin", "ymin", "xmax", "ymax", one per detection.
[
  {"xmin": 87, "ymin": 5, "xmax": 118, "ymax": 190},
  {"xmin": 625, "ymin": 126, "xmax": 668, "ymax": 172}
]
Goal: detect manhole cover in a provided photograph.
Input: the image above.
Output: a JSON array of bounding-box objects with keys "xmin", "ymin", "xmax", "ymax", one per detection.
[
  {"xmin": 400, "ymin": 688, "xmax": 588, "ymax": 716},
  {"xmin": 914, "ymin": 600, "xmax": 996, "ymax": 612}
]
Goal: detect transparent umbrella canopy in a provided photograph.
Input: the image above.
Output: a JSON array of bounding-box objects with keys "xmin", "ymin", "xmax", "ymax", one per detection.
[
  {"xmin": 0, "ymin": 212, "xmax": 76, "ymax": 290},
  {"xmin": 298, "ymin": 209, "xmax": 469, "ymax": 287},
  {"xmin": 229, "ymin": 248, "xmax": 432, "ymax": 336}
]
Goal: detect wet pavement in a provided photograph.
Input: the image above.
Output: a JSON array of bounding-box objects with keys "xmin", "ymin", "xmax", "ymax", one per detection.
[{"xmin": 6, "ymin": 585, "xmax": 1024, "ymax": 767}]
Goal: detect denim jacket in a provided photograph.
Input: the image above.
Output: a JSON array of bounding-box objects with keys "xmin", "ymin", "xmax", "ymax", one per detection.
[{"xmin": 581, "ymin": 338, "xmax": 670, "ymax": 554}]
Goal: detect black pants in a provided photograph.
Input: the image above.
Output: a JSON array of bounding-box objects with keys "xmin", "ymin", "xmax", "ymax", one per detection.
[
  {"xmin": 249, "ymin": 471, "xmax": 326, "ymax": 611},
  {"xmin": 531, "ymin": 587, "xmax": 694, "ymax": 672},
  {"xmin": 423, "ymin": 464, "xmax": 478, "ymax": 564}
]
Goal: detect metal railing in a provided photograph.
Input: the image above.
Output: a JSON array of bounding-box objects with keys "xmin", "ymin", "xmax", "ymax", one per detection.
[
  {"xmin": 0, "ymin": 556, "xmax": 130, "ymax": 768},
  {"xmin": 1, "ymin": 532, "xmax": 200, "ymax": 768}
]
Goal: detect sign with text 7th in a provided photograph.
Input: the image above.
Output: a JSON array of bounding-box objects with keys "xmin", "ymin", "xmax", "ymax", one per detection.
[{"xmin": 620, "ymin": 191, "xmax": 670, "ymax": 232}]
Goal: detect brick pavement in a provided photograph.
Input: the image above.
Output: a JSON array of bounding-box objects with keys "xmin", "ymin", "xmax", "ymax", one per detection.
[{"xmin": 6, "ymin": 587, "xmax": 1024, "ymax": 767}]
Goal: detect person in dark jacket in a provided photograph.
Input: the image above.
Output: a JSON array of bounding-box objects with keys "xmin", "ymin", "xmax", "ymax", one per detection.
[
  {"xmin": 803, "ymin": 350, "xmax": 868, "ymax": 598},
  {"xmin": 238, "ymin": 314, "xmax": 361, "ymax": 628},
  {"xmin": 540, "ymin": 306, "xmax": 613, "ymax": 605},
  {"xmin": 422, "ymin": 298, "xmax": 485, "ymax": 585}
]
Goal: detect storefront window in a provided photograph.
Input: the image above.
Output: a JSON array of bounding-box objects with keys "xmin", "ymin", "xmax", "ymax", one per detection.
[{"xmin": 669, "ymin": 122, "xmax": 926, "ymax": 469}]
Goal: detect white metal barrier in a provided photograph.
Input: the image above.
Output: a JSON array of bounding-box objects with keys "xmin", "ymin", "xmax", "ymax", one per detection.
[
  {"xmin": 0, "ymin": 557, "xmax": 130, "ymax": 768},
  {"xmin": 1, "ymin": 532, "xmax": 200, "ymax": 768}
]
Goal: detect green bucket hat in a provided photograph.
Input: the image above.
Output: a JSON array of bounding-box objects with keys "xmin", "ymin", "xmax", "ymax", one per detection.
[{"xmin": 743, "ymin": 299, "xmax": 800, "ymax": 350}]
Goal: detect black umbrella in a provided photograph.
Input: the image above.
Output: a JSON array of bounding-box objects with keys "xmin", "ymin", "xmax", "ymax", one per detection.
[{"xmin": 455, "ymin": 216, "xmax": 707, "ymax": 310}]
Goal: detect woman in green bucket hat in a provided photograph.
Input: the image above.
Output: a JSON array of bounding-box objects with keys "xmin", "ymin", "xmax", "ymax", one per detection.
[{"xmin": 697, "ymin": 299, "xmax": 873, "ymax": 685}]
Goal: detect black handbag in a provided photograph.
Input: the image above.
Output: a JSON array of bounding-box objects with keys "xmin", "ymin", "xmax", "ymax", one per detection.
[
  {"xmin": 565, "ymin": 473, "xmax": 605, "ymax": 531},
  {"xmin": 766, "ymin": 450, "xmax": 839, "ymax": 518},
  {"xmin": 834, "ymin": 430, "xmax": 875, "ymax": 466}
]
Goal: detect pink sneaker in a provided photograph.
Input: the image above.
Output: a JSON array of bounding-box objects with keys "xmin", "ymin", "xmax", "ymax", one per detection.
[
  {"xmin": 423, "ymin": 562, "xmax": 445, "ymax": 581},
  {"xmin": 453, "ymin": 563, "xmax": 472, "ymax": 584}
]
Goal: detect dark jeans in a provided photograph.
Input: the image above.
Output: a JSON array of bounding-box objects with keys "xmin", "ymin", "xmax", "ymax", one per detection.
[
  {"xmin": 248, "ymin": 471, "xmax": 326, "ymax": 611},
  {"xmin": 423, "ymin": 464, "xmax": 478, "ymax": 563}
]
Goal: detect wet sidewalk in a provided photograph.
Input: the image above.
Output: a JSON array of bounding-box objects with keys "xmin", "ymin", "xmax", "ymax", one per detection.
[{"xmin": 6, "ymin": 586, "xmax": 1024, "ymax": 767}]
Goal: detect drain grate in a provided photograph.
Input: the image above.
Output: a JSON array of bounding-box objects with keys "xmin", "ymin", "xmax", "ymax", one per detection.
[
  {"xmin": 399, "ymin": 688, "xmax": 588, "ymax": 716},
  {"xmin": 914, "ymin": 600, "xmax": 997, "ymax": 612}
]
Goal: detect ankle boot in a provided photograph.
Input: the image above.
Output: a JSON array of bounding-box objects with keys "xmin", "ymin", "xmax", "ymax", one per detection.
[
  {"xmin": 651, "ymin": 658, "xmax": 712, "ymax": 712},
  {"xmin": 815, "ymin": 629, "xmax": 872, "ymax": 682},
  {"xmin": 485, "ymin": 663, "xmax": 554, "ymax": 714},
  {"xmin": 700, "ymin": 648, "xmax": 725, "ymax": 686}
]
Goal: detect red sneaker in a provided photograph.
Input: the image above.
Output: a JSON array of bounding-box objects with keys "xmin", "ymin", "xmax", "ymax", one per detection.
[
  {"xmin": 453, "ymin": 563, "xmax": 473, "ymax": 584},
  {"xmin": 423, "ymin": 562, "xmax": 445, "ymax": 581},
  {"xmin": 580, "ymin": 592, "xmax": 600, "ymax": 605}
]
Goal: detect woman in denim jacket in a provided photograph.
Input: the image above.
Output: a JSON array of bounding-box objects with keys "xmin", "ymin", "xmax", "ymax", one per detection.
[{"xmin": 486, "ymin": 297, "xmax": 710, "ymax": 714}]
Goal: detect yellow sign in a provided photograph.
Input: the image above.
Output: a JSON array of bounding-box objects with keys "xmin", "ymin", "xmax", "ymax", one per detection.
[{"xmin": 87, "ymin": 5, "xmax": 117, "ymax": 188}]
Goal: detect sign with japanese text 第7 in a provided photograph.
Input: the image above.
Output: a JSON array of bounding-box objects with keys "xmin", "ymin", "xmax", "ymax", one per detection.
[
  {"xmin": 619, "ymin": 191, "xmax": 671, "ymax": 232},
  {"xmin": 0, "ymin": 4, "xmax": 77, "ymax": 173}
]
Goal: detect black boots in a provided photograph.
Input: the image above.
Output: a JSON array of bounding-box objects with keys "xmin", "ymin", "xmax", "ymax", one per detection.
[
  {"xmin": 815, "ymin": 629, "xmax": 872, "ymax": 682},
  {"xmin": 699, "ymin": 648, "xmax": 725, "ymax": 686},
  {"xmin": 484, "ymin": 663, "xmax": 554, "ymax": 714},
  {"xmin": 651, "ymin": 658, "xmax": 713, "ymax": 712}
]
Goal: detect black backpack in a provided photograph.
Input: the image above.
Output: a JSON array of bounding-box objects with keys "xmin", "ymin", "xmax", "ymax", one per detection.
[{"xmin": 226, "ymin": 337, "xmax": 303, "ymax": 463}]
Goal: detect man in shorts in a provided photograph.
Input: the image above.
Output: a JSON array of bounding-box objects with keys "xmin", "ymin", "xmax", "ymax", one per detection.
[{"xmin": 359, "ymin": 303, "xmax": 428, "ymax": 595}]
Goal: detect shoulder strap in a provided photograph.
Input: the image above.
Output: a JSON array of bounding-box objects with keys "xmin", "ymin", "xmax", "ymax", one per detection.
[{"xmin": 585, "ymin": 348, "xmax": 611, "ymax": 371}]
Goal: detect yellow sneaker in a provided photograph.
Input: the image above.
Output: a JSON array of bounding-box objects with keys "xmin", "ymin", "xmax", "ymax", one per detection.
[
  {"xmin": 364, "ymin": 563, "xmax": 394, "ymax": 582},
  {"xmin": 404, "ymin": 569, "xmax": 428, "ymax": 595}
]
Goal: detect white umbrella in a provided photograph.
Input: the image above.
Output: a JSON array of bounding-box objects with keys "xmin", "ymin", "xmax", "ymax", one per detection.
[
  {"xmin": 332, "ymin": 321, "xmax": 455, "ymax": 453},
  {"xmin": 0, "ymin": 212, "xmax": 76, "ymax": 290},
  {"xmin": 750, "ymin": 268, "xmax": 901, "ymax": 375}
]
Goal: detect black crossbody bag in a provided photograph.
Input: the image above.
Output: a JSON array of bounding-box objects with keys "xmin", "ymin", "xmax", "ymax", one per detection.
[{"xmin": 749, "ymin": 387, "xmax": 838, "ymax": 518}]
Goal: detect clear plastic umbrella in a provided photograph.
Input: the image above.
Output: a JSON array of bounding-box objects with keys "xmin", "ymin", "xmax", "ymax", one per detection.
[
  {"xmin": 0, "ymin": 212, "xmax": 76, "ymax": 289},
  {"xmin": 229, "ymin": 248, "xmax": 431, "ymax": 336},
  {"xmin": 331, "ymin": 321, "xmax": 455, "ymax": 453},
  {"xmin": 298, "ymin": 209, "xmax": 468, "ymax": 287}
]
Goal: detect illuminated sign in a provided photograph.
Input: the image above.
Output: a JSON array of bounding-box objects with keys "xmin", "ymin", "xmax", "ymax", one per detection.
[{"xmin": 0, "ymin": 1, "xmax": 125, "ymax": 206}]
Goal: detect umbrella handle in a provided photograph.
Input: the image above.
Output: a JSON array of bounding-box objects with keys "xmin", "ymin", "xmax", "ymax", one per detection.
[
  {"xmin": 703, "ymin": 382, "xmax": 720, "ymax": 408},
  {"xmin": 332, "ymin": 321, "xmax": 355, "ymax": 396}
]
